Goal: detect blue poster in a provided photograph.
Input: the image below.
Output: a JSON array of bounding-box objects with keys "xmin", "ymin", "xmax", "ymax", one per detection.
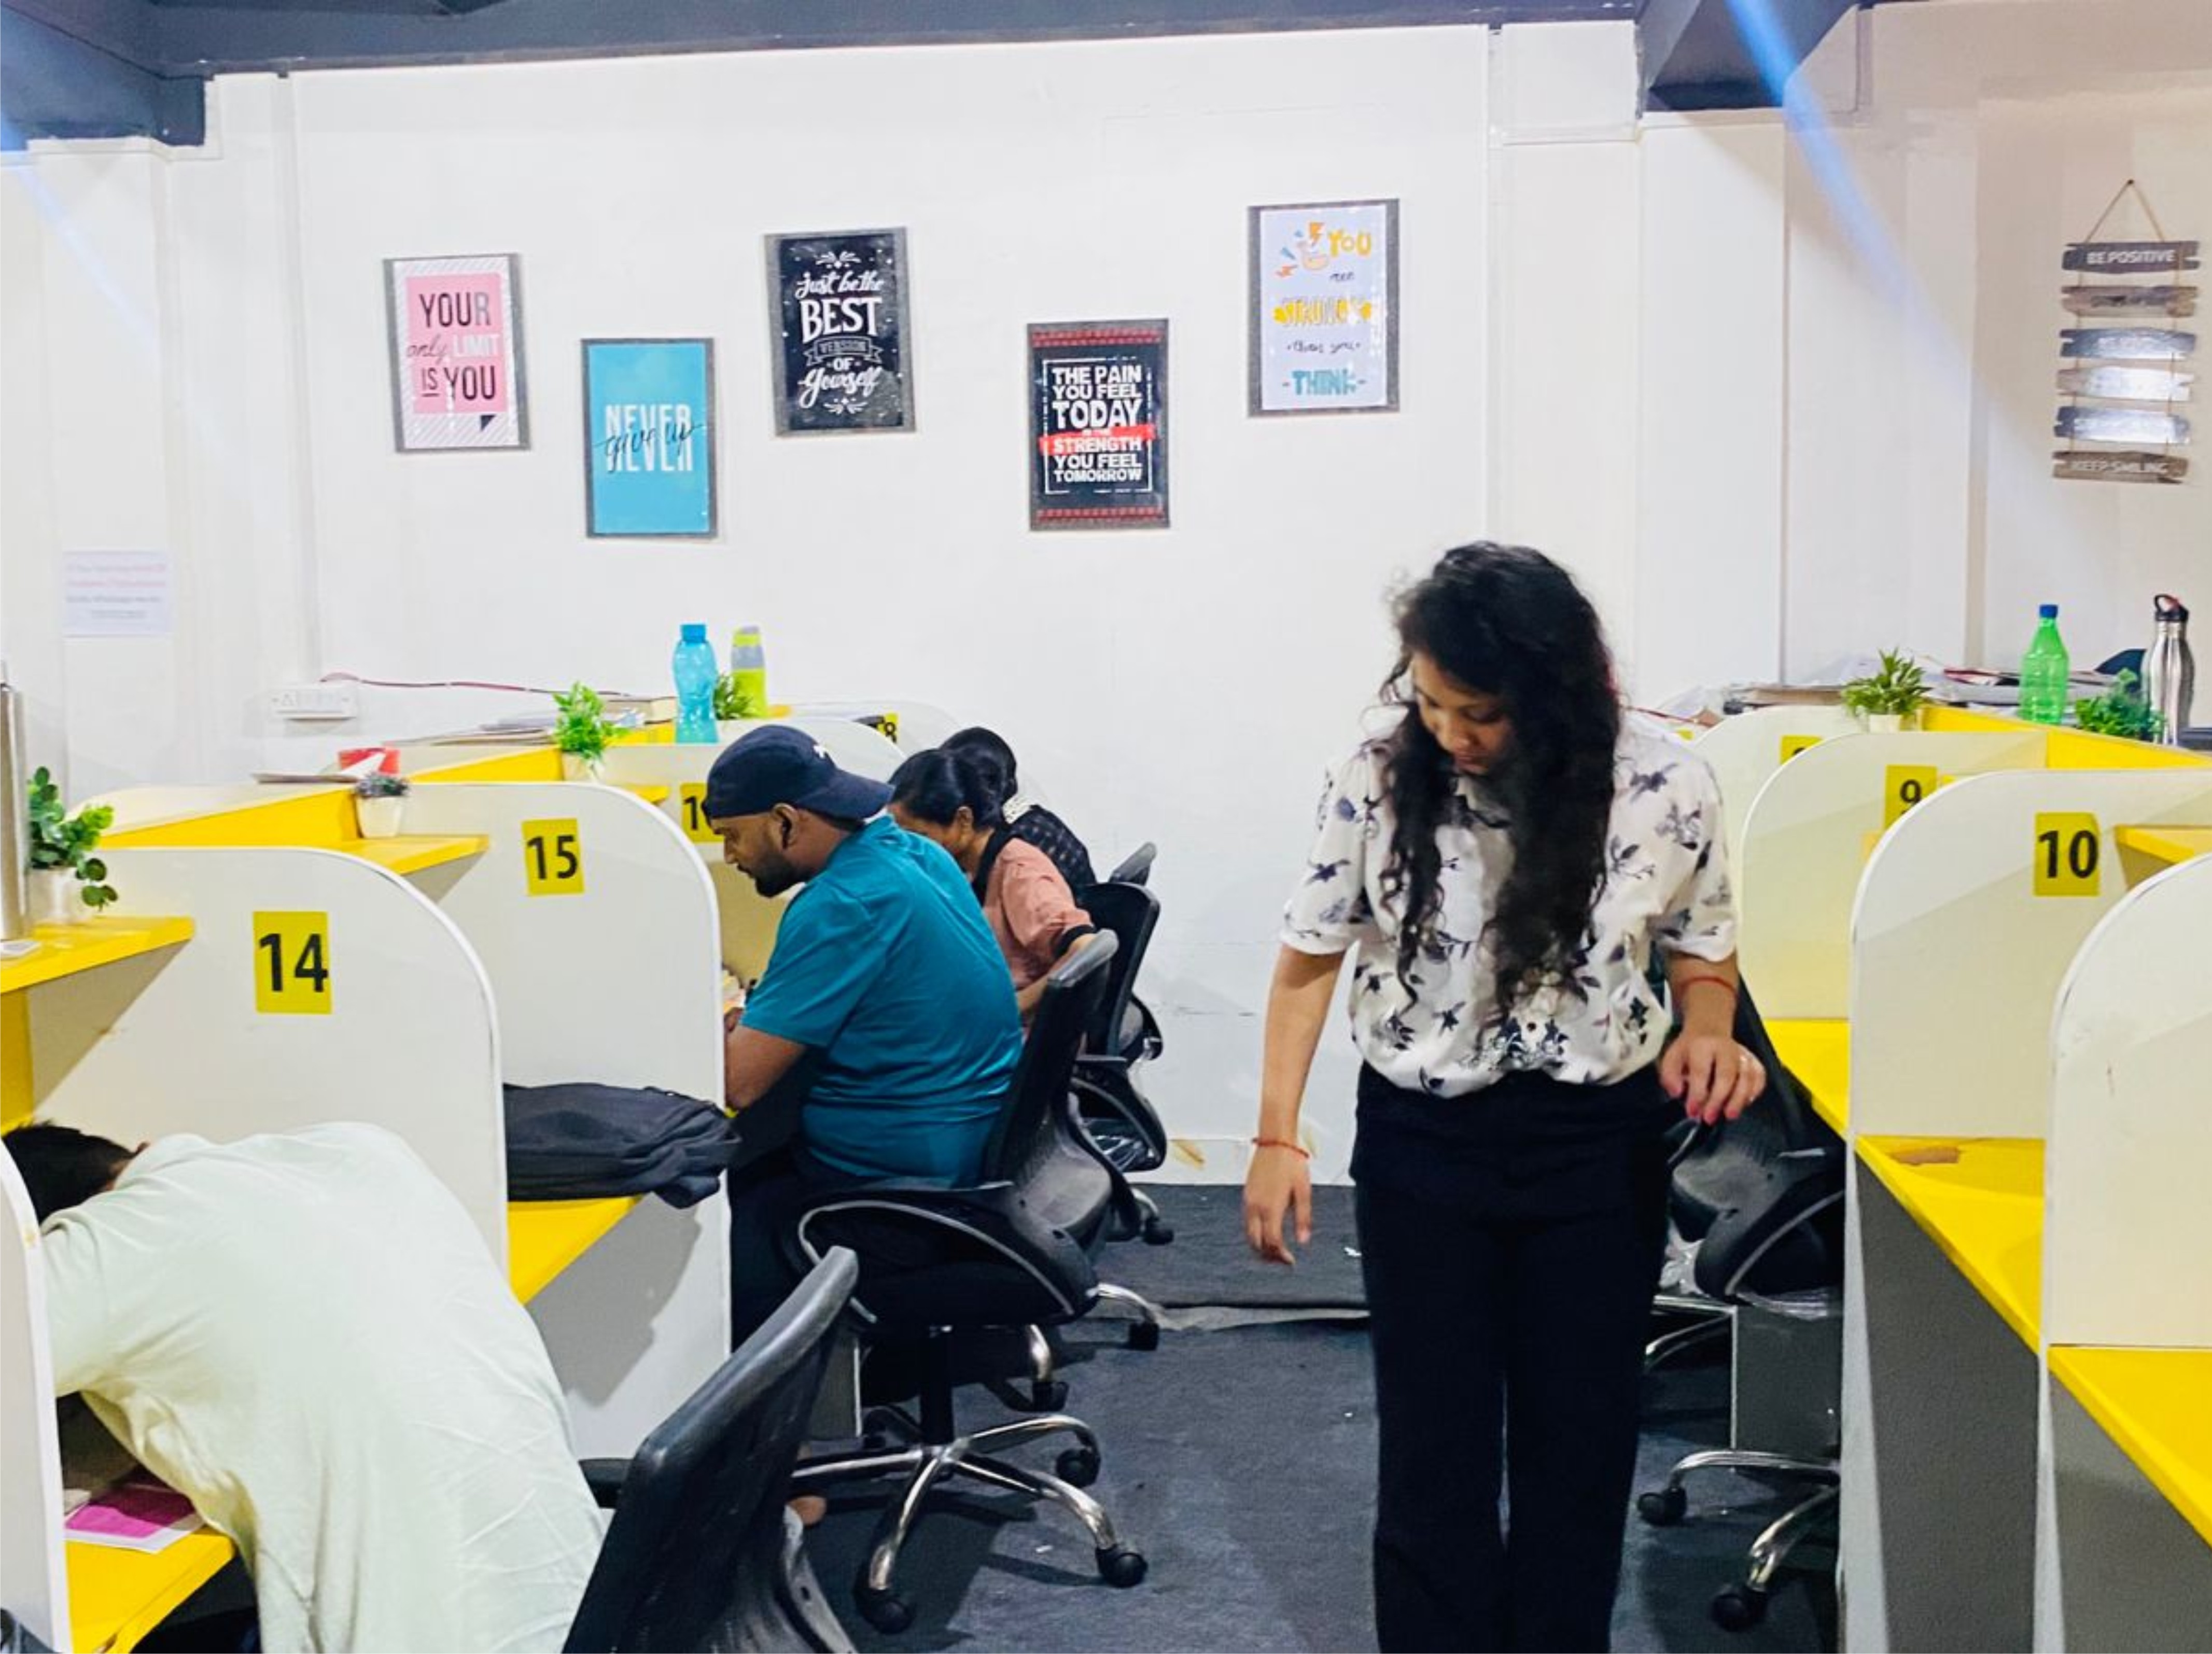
[{"xmin": 581, "ymin": 339, "xmax": 717, "ymax": 538}]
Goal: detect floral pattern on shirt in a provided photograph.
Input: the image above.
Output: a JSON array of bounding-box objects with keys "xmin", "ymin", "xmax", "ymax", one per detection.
[{"xmin": 1281, "ymin": 725, "xmax": 1737, "ymax": 1094}]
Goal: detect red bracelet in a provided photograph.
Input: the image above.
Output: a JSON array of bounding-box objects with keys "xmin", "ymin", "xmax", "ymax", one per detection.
[
  {"xmin": 1676, "ymin": 975, "xmax": 1739, "ymax": 1000},
  {"xmin": 1252, "ymin": 1138, "xmax": 1312, "ymax": 1160}
]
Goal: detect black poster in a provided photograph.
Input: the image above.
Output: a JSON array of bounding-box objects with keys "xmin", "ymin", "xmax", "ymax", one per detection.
[
  {"xmin": 766, "ymin": 229, "xmax": 913, "ymax": 434},
  {"xmin": 1028, "ymin": 320, "xmax": 1169, "ymax": 531}
]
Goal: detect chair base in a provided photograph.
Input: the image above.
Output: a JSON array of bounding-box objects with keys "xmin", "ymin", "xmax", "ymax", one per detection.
[{"xmin": 1637, "ymin": 1450, "xmax": 1838, "ymax": 1634}]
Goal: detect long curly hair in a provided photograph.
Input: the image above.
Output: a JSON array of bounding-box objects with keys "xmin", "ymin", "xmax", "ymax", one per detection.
[{"xmin": 1380, "ymin": 542, "xmax": 1621, "ymax": 1011}]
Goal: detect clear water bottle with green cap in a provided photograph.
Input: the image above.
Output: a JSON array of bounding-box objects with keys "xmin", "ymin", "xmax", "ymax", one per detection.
[
  {"xmin": 673, "ymin": 623, "xmax": 718, "ymax": 743},
  {"xmin": 2020, "ymin": 604, "xmax": 2071, "ymax": 725},
  {"xmin": 727, "ymin": 626, "xmax": 768, "ymax": 720}
]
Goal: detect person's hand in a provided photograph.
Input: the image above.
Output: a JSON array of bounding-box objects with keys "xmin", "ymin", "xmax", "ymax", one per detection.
[
  {"xmin": 1243, "ymin": 1144, "xmax": 1313, "ymax": 1266},
  {"xmin": 1661, "ymin": 1033, "xmax": 1766, "ymax": 1125}
]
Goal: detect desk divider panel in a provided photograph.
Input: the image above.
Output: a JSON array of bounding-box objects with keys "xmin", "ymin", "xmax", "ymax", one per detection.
[
  {"xmin": 1, "ymin": 1159, "xmax": 70, "ymax": 1652},
  {"xmin": 1692, "ymin": 706, "xmax": 1864, "ymax": 862}
]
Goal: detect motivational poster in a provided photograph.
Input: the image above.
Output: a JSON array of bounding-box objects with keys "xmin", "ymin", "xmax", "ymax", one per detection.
[
  {"xmin": 766, "ymin": 229, "xmax": 914, "ymax": 434},
  {"xmin": 383, "ymin": 254, "xmax": 528, "ymax": 451},
  {"xmin": 1249, "ymin": 200, "xmax": 1399, "ymax": 416},
  {"xmin": 580, "ymin": 339, "xmax": 717, "ymax": 538},
  {"xmin": 1028, "ymin": 320, "xmax": 1169, "ymax": 530}
]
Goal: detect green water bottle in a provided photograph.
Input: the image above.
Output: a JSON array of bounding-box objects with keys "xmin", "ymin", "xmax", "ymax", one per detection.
[
  {"xmin": 727, "ymin": 626, "xmax": 768, "ymax": 720},
  {"xmin": 2020, "ymin": 604, "xmax": 2070, "ymax": 725}
]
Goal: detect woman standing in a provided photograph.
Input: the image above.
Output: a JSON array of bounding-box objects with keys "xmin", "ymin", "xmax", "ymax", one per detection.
[{"xmin": 1244, "ymin": 543, "xmax": 1765, "ymax": 1653}]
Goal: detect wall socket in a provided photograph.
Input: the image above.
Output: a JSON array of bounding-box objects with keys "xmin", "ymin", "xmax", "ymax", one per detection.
[{"xmin": 272, "ymin": 682, "xmax": 360, "ymax": 721}]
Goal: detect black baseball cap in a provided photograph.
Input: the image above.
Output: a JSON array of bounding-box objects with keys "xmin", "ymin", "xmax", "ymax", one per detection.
[{"xmin": 704, "ymin": 725, "xmax": 893, "ymax": 822}]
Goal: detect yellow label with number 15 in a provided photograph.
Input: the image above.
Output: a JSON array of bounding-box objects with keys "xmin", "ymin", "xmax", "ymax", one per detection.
[
  {"xmin": 679, "ymin": 783, "xmax": 718, "ymax": 845},
  {"xmin": 1883, "ymin": 765, "xmax": 1939, "ymax": 829},
  {"xmin": 2034, "ymin": 812, "xmax": 2102, "ymax": 898},
  {"xmin": 253, "ymin": 911, "xmax": 332, "ymax": 1015},
  {"xmin": 1780, "ymin": 735, "xmax": 1822, "ymax": 764},
  {"xmin": 522, "ymin": 819, "xmax": 585, "ymax": 896}
]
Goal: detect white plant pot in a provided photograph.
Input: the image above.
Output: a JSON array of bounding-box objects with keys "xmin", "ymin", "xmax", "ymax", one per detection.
[
  {"xmin": 354, "ymin": 794, "xmax": 407, "ymax": 838},
  {"xmin": 29, "ymin": 868, "xmax": 80, "ymax": 926},
  {"xmin": 1863, "ymin": 712, "xmax": 1920, "ymax": 734},
  {"xmin": 561, "ymin": 752, "xmax": 605, "ymax": 783}
]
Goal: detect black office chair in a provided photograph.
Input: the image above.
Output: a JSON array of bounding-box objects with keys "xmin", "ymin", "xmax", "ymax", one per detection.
[
  {"xmin": 783, "ymin": 939, "xmax": 1149, "ymax": 1634},
  {"xmin": 1636, "ymin": 984, "xmax": 1845, "ymax": 1633},
  {"xmin": 1104, "ymin": 842, "xmax": 1156, "ymax": 886},
  {"xmin": 566, "ymin": 1249, "xmax": 861, "ymax": 1654},
  {"xmin": 1071, "ymin": 881, "xmax": 1174, "ymax": 1253}
]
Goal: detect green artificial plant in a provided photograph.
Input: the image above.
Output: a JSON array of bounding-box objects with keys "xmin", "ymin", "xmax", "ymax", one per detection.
[
  {"xmin": 712, "ymin": 672, "xmax": 764, "ymax": 722},
  {"xmin": 1840, "ymin": 650, "xmax": 1930, "ymax": 720},
  {"xmin": 551, "ymin": 682, "xmax": 620, "ymax": 766},
  {"xmin": 354, "ymin": 770, "xmax": 411, "ymax": 799},
  {"xmin": 2073, "ymin": 670, "xmax": 2163, "ymax": 742},
  {"xmin": 26, "ymin": 767, "xmax": 118, "ymax": 912}
]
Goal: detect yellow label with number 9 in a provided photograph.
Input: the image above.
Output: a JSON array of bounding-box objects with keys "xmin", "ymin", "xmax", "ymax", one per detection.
[
  {"xmin": 1883, "ymin": 765, "xmax": 1939, "ymax": 829},
  {"xmin": 1780, "ymin": 735, "xmax": 1822, "ymax": 764},
  {"xmin": 522, "ymin": 819, "xmax": 585, "ymax": 896},
  {"xmin": 254, "ymin": 911, "xmax": 332, "ymax": 1015},
  {"xmin": 2034, "ymin": 812, "xmax": 2102, "ymax": 898},
  {"xmin": 679, "ymin": 783, "xmax": 718, "ymax": 845}
]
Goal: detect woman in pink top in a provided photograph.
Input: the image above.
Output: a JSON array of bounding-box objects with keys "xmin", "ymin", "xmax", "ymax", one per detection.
[{"xmin": 889, "ymin": 748, "xmax": 1100, "ymax": 1017}]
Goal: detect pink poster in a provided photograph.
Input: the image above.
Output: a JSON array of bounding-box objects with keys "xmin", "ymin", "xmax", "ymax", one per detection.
[{"xmin": 385, "ymin": 254, "xmax": 529, "ymax": 451}]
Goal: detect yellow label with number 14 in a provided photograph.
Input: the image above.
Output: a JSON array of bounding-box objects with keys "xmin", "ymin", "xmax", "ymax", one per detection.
[
  {"xmin": 2034, "ymin": 812, "xmax": 2102, "ymax": 898},
  {"xmin": 253, "ymin": 911, "xmax": 332, "ymax": 1015},
  {"xmin": 522, "ymin": 819, "xmax": 585, "ymax": 896},
  {"xmin": 679, "ymin": 783, "xmax": 718, "ymax": 845},
  {"xmin": 1780, "ymin": 735, "xmax": 1822, "ymax": 764},
  {"xmin": 1883, "ymin": 765, "xmax": 1939, "ymax": 829}
]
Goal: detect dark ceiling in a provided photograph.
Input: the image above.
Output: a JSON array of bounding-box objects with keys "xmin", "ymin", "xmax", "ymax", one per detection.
[{"xmin": 0, "ymin": 0, "xmax": 1878, "ymax": 149}]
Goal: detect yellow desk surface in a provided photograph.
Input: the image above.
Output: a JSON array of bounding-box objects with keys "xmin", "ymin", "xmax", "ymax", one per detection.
[
  {"xmin": 345, "ymin": 835, "xmax": 488, "ymax": 876},
  {"xmin": 507, "ymin": 1196, "xmax": 641, "ymax": 1302},
  {"xmin": 0, "ymin": 918, "xmax": 195, "ymax": 997},
  {"xmin": 1857, "ymin": 1136, "xmax": 2045, "ymax": 1349},
  {"xmin": 67, "ymin": 1530, "xmax": 236, "ymax": 1654},
  {"xmin": 624, "ymin": 784, "xmax": 671, "ymax": 805},
  {"xmin": 2115, "ymin": 824, "xmax": 2212, "ymax": 867},
  {"xmin": 1769, "ymin": 1019, "xmax": 1850, "ymax": 1134},
  {"xmin": 2050, "ymin": 1347, "xmax": 2212, "ymax": 1551}
]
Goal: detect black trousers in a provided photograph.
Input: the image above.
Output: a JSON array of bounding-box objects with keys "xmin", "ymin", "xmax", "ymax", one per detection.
[
  {"xmin": 1352, "ymin": 1063, "xmax": 1676, "ymax": 1654},
  {"xmin": 726, "ymin": 1144, "xmax": 859, "ymax": 1347}
]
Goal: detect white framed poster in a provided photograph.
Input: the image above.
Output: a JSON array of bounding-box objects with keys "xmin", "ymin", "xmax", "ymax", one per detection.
[
  {"xmin": 383, "ymin": 253, "xmax": 529, "ymax": 452},
  {"xmin": 1248, "ymin": 200, "xmax": 1399, "ymax": 416}
]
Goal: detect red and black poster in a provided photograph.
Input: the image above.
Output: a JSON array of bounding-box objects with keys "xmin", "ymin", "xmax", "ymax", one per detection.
[{"xmin": 1028, "ymin": 320, "xmax": 1169, "ymax": 530}]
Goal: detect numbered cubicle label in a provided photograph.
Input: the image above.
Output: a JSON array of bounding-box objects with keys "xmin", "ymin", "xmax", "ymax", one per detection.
[
  {"xmin": 1780, "ymin": 734, "xmax": 1822, "ymax": 764},
  {"xmin": 679, "ymin": 783, "xmax": 718, "ymax": 845},
  {"xmin": 522, "ymin": 819, "xmax": 585, "ymax": 896},
  {"xmin": 253, "ymin": 911, "xmax": 332, "ymax": 1015},
  {"xmin": 1883, "ymin": 765, "xmax": 1939, "ymax": 829},
  {"xmin": 2033, "ymin": 812, "xmax": 2102, "ymax": 899}
]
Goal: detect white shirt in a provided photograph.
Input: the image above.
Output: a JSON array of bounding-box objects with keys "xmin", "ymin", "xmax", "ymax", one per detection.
[
  {"xmin": 42, "ymin": 1125, "xmax": 604, "ymax": 1653},
  {"xmin": 1281, "ymin": 725, "xmax": 1737, "ymax": 1094}
]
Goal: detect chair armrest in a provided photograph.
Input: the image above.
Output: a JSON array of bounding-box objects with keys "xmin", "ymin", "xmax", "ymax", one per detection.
[{"xmin": 579, "ymin": 1457, "xmax": 629, "ymax": 1509}]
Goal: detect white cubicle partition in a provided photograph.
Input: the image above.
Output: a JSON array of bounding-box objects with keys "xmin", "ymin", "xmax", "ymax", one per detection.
[
  {"xmin": 1851, "ymin": 769, "xmax": 2212, "ymax": 1141},
  {"xmin": 1692, "ymin": 706, "xmax": 1863, "ymax": 860},
  {"xmin": 1, "ymin": 1158, "xmax": 70, "ymax": 1651},
  {"xmin": 1738, "ymin": 731, "xmax": 2047, "ymax": 1017}
]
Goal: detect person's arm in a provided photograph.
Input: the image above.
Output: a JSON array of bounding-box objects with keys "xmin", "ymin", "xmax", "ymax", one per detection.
[
  {"xmin": 999, "ymin": 850, "xmax": 1098, "ymax": 1015},
  {"xmin": 1652, "ymin": 760, "xmax": 1764, "ymax": 1124},
  {"xmin": 732, "ymin": 887, "xmax": 881, "ymax": 1112},
  {"xmin": 1015, "ymin": 930, "xmax": 1097, "ymax": 1018},
  {"xmin": 1243, "ymin": 944, "xmax": 1346, "ymax": 1264},
  {"xmin": 724, "ymin": 1023, "xmax": 810, "ymax": 1113}
]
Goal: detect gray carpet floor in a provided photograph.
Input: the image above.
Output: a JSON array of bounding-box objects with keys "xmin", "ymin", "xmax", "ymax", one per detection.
[{"xmin": 806, "ymin": 1319, "xmax": 1836, "ymax": 1652}]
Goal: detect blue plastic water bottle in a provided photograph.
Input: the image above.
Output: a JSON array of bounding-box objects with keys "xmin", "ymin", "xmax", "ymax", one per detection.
[{"xmin": 673, "ymin": 623, "xmax": 718, "ymax": 744}]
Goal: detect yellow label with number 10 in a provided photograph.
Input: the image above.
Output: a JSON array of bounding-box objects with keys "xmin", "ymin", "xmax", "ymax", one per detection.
[
  {"xmin": 253, "ymin": 911, "xmax": 332, "ymax": 1015},
  {"xmin": 1883, "ymin": 765, "xmax": 1939, "ymax": 829},
  {"xmin": 522, "ymin": 819, "xmax": 585, "ymax": 896},
  {"xmin": 1780, "ymin": 735, "xmax": 1822, "ymax": 764},
  {"xmin": 679, "ymin": 783, "xmax": 718, "ymax": 845},
  {"xmin": 2034, "ymin": 812, "xmax": 2102, "ymax": 898}
]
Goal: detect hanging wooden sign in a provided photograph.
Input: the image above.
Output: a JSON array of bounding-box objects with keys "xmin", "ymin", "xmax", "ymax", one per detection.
[
  {"xmin": 2060, "ymin": 328, "xmax": 2196, "ymax": 361},
  {"xmin": 2060, "ymin": 284, "xmax": 2197, "ymax": 318},
  {"xmin": 2062, "ymin": 240, "xmax": 2200, "ymax": 274},
  {"xmin": 2054, "ymin": 405, "xmax": 2191, "ymax": 445},
  {"xmin": 2054, "ymin": 365, "xmax": 2195, "ymax": 402},
  {"xmin": 2051, "ymin": 450, "xmax": 2189, "ymax": 484}
]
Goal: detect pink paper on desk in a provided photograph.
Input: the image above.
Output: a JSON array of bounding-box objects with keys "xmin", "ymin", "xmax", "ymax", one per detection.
[{"xmin": 64, "ymin": 1476, "xmax": 204, "ymax": 1552}]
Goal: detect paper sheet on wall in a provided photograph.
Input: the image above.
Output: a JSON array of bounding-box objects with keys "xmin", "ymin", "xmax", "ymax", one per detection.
[{"xmin": 64, "ymin": 550, "xmax": 172, "ymax": 638}]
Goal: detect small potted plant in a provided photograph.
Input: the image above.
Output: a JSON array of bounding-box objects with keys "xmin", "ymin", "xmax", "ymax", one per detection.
[
  {"xmin": 353, "ymin": 770, "xmax": 410, "ymax": 838},
  {"xmin": 25, "ymin": 767, "xmax": 118, "ymax": 926},
  {"xmin": 1841, "ymin": 650, "xmax": 1930, "ymax": 733},
  {"xmin": 713, "ymin": 671, "xmax": 764, "ymax": 725},
  {"xmin": 553, "ymin": 681, "xmax": 619, "ymax": 781},
  {"xmin": 2073, "ymin": 670, "xmax": 2163, "ymax": 743}
]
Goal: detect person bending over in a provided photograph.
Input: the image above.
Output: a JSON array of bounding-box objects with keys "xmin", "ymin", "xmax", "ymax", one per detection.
[
  {"xmin": 5, "ymin": 1120, "xmax": 603, "ymax": 1654},
  {"xmin": 940, "ymin": 725, "xmax": 1097, "ymax": 890},
  {"xmin": 708, "ymin": 725, "xmax": 1024, "ymax": 1340},
  {"xmin": 888, "ymin": 748, "xmax": 1100, "ymax": 1021}
]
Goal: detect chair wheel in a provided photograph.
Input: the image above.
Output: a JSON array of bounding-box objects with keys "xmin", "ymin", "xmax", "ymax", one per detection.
[
  {"xmin": 1637, "ymin": 1486, "xmax": 1688, "ymax": 1526},
  {"xmin": 1030, "ymin": 1379, "xmax": 1069, "ymax": 1411},
  {"xmin": 1712, "ymin": 1585, "xmax": 1766, "ymax": 1632},
  {"xmin": 1141, "ymin": 1218, "xmax": 1175, "ymax": 1246},
  {"xmin": 856, "ymin": 1586, "xmax": 914, "ymax": 1634},
  {"xmin": 1096, "ymin": 1545, "xmax": 1148, "ymax": 1587},
  {"xmin": 1056, "ymin": 1446, "xmax": 1101, "ymax": 1487},
  {"xmin": 1126, "ymin": 1320, "xmax": 1162, "ymax": 1352}
]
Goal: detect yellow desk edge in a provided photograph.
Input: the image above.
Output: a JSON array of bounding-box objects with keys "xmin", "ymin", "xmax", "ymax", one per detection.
[
  {"xmin": 67, "ymin": 1530, "xmax": 237, "ymax": 1654},
  {"xmin": 507, "ymin": 1197, "xmax": 643, "ymax": 1302},
  {"xmin": 0, "ymin": 919, "xmax": 196, "ymax": 998},
  {"xmin": 1857, "ymin": 1136, "xmax": 2045, "ymax": 1349},
  {"xmin": 1768, "ymin": 1018, "xmax": 1850, "ymax": 1136},
  {"xmin": 2049, "ymin": 1346, "xmax": 2212, "ymax": 1552},
  {"xmin": 2113, "ymin": 824, "xmax": 2212, "ymax": 866}
]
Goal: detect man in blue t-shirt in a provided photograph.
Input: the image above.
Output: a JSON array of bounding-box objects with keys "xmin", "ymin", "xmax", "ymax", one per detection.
[{"xmin": 708, "ymin": 724, "xmax": 1024, "ymax": 1339}]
